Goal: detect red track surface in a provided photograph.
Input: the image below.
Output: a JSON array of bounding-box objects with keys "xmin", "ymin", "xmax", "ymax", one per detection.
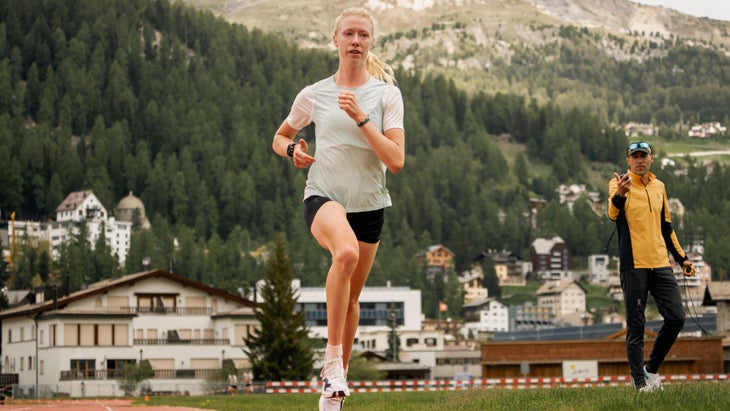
[{"xmin": 0, "ymin": 399, "xmax": 205, "ymax": 410}]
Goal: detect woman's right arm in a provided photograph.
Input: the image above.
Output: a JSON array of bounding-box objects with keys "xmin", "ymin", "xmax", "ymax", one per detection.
[
  {"xmin": 273, "ymin": 120, "xmax": 314, "ymax": 168},
  {"xmin": 272, "ymin": 120, "xmax": 298, "ymax": 157},
  {"xmin": 273, "ymin": 88, "xmax": 315, "ymax": 167}
]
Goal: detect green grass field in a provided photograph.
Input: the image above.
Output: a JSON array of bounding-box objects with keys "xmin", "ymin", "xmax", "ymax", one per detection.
[{"xmin": 137, "ymin": 382, "xmax": 729, "ymax": 410}]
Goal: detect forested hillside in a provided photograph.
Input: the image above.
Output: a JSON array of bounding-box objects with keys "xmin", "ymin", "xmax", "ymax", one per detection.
[
  {"xmin": 190, "ymin": 0, "xmax": 730, "ymax": 127},
  {"xmin": 1, "ymin": 0, "xmax": 730, "ymax": 318}
]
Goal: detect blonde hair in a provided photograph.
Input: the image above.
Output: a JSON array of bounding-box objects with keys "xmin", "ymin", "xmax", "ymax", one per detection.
[{"xmin": 334, "ymin": 7, "xmax": 396, "ymax": 85}]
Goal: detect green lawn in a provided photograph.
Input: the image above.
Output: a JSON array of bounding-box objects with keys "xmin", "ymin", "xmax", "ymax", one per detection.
[{"xmin": 137, "ymin": 382, "xmax": 730, "ymax": 410}]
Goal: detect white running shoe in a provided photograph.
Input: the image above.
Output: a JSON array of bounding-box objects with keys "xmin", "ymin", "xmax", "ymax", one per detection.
[
  {"xmin": 638, "ymin": 385, "xmax": 656, "ymax": 393},
  {"xmin": 320, "ymin": 357, "xmax": 350, "ymax": 398},
  {"xmin": 319, "ymin": 395, "xmax": 345, "ymax": 411},
  {"xmin": 644, "ymin": 365, "xmax": 663, "ymax": 391}
]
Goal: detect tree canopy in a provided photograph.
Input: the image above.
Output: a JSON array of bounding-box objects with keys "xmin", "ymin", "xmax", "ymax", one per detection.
[{"xmin": 1, "ymin": 0, "xmax": 729, "ymax": 305}]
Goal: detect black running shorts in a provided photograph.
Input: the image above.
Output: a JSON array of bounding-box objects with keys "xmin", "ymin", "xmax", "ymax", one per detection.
[{"xmin": 303, "ymin": 196, "xmax": 384, "ymax": 244}]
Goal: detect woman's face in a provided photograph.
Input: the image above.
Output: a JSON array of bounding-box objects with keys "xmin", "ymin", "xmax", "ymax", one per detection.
[{"xmin": 333, "ymin": 15, "xmax": 373, "ymax": 64}]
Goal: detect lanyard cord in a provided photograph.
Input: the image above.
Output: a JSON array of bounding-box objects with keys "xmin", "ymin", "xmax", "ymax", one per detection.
[
  {"xmin": 603, "ymin": 226, "xmax": 617, "ymax": 253},
  {"xmin": 682, "ymin": 274, "xmax": 708, "ymax": 336}
]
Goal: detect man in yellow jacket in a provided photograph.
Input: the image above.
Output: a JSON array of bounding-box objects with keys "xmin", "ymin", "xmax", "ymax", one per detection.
[{"xmin": 607, "ymin": 141, "xmax": 694, "ymax": 393}]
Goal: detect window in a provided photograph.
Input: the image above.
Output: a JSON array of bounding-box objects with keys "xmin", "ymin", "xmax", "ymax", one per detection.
[
  {"xmin": 70, "ymin": 359, "xmax": 96, "ymax": 379},
  {"xmin": 98, "ymin": 324, "xmax": 113, "ymax": 345},
  {"xmin": 7, "ymin": 329, "xmax": 11, "ymax": 343},
  {"xmin": 234, "ymin": 324, "xmax": 252, "ymax": 346},
  {"xmin": 186, "ymin": 297, "xmax": 205, "ymax": 308},
  {"xmin": 64, "ymin": 324, "xmax": 78, "ymax": 345},
  {"xmin": 50, "ymin": 325, "xmax": 57, "ymax": 346},
  {"xmin": 137, "ymin": 294, "xmax": 177, "ymax": 312},
  {"xmin": 406, "ymin": 338, "xmax": 419, "ymax": 347},
  {"xmin": 80, "ymin": 324, "xmax": 94, "ymax": 346},
  {"xmin": 106, "ymin": 359, "xmax": 135, "ymax": 377},
  {"xmin": 424, "ymin": 338, "xmax": 437, "ymax": 347},
  {"xmin": 108, "ymin": 296, "xmax": 129, "ymax": 309},
  {"xmin": 114, "ymin": 324, "xmax": 128, "ymax": 346},
  {"xmin": 63, "ymin": 324, "xmax": 128, "ymax": 347},
  {"xmin": 40, "ymin": 360, "xmax": 44, "ymax": 376}
]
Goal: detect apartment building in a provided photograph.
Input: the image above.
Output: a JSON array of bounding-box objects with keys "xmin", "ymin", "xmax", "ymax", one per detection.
[{"xmin": 0, "ymin": 270, "xmax": 256, "ymax": 397}]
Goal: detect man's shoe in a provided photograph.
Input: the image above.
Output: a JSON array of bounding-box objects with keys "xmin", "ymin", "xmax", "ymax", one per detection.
[
  {"xmin": 320, "ymin": 357, "xmax": 350, "ymax": 398},
  {"xmin": 319, "ymin": 395, "xmax": 345, "ymax": 411},
  {"xmin": 638, "ymin": 385, "xmax": 656, "ymax": 393},
  {"xmin": 644, "ymin": 366, "xmax": 663, "ymax": 391}
]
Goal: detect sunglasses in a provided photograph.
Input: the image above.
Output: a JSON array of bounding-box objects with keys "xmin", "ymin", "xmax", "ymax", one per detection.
[{"xmin": 627, "ymin": 142, "xmax": 651, "ymax": 154}]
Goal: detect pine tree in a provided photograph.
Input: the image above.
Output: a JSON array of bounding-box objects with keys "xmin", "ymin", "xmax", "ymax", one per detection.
[
  {"xmin": 443, "ymin": 268, "xmax": 466, "ymax": 317},
  {"xmin": 481, "ymin": 255, "xmax": 501, "ymax": 299},
  {"xmin": 243, "ymin": 232, "xmax": 313, "ymax": 381},
  {"xmin": 92, "ymin": 222, "xmax": 120, "ymax": 282}
]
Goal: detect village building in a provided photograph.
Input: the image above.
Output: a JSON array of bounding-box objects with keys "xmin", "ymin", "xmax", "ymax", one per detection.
[
  {"xmin": 530, "ymin": 237, "xmax": 572, "ymax": 281},
  {"xmin": 3, "ymin": 190, "xmax": 140, "ymax": 266},
  {"xmin": 535, "ymin": 279, "xmax": 587, "ymax": 326},
  {"xmin": 0, "ymin": 270, "xmax": 256, "ymax": 397}
]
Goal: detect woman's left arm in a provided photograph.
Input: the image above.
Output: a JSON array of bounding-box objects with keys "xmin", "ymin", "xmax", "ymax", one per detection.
[
  {"xmin": 338, "ymin": 89, "xmax": 405, "ymax": 173},
  {"xmin": 361, "ymin": 124, "xmax": 404, "ymax": 174}
]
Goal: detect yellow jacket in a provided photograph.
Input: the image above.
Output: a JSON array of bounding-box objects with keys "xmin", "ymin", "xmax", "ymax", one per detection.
[{"xmin": 607, "ymin": 171, "xmax": 687, "ymax": 270}]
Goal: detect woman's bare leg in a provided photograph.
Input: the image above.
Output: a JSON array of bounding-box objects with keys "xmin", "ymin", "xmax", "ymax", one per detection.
[
  {"xmin": 342, "ymin": 241, "xmax": 379, "ymax": 371},
  {"xmin": 310, "ymin": 201, "xmax": 360, "ymax": 348}
]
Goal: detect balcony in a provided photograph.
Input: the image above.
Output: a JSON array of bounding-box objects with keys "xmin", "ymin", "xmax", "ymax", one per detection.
[
  {"xmin": 133, "ymin": 338, "xmax": 230, "ymax": 345},
  {"xmin": 60, "ymin": 369, "xmax": 220, "ymax": 381},
  {"xmin": 120, "ymin": 306, "xmax": 212, "ymax": 315},
  {"xmin": 0, "ymin": 374, "xmax": 19, "ymax": 384}
]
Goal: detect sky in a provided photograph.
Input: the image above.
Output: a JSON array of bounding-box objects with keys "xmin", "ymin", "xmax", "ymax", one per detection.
[{"xmin": 631, "ymin": 1, "xmax": 730, "ymax": 21}]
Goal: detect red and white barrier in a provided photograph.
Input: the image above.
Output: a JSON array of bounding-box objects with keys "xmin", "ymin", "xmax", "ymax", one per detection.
[{"xmin": 264, "ymin": 374, "xmax": 730, "ymax": 394}]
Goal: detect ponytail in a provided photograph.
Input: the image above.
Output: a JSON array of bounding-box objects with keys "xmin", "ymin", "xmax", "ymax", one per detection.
[{"xmin": 366, "ymin": 52, "xmax": 396, "ymax": 85}]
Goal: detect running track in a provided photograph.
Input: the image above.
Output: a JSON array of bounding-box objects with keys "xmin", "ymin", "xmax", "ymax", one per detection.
[{"xmin": 0, "ymin": 399, "xmax": 205, "ymax": 411}]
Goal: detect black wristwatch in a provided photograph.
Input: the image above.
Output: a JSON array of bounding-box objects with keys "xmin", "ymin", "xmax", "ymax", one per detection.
[{"xmin": 286, "ymin": 142, "xmax": 296, "ymax": 157}]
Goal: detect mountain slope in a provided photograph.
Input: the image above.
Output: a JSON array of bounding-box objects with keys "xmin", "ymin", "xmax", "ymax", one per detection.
[
  {"xmin": 179, "ymin": 0, "xmax": 730, "ymax": 105},
  {"xmin": 182, "ymin": 0, "xmax": 730, "ymax": 57}
]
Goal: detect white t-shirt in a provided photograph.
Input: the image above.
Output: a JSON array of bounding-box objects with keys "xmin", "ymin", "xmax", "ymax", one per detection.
[{"xmin": 286, "ymin": 76, "xmax": 404, "ymax": 212}]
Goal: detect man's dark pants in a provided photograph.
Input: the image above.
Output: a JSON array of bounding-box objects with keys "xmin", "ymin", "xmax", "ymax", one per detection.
[{"xmin": 620, "ymin": 267, "xmax": 685, "ymax": 387}]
